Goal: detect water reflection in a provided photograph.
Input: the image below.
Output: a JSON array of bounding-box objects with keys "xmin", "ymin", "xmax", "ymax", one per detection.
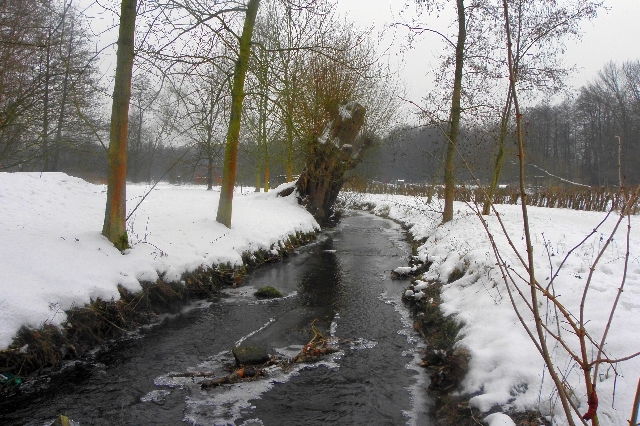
[{"xmin": 297, "ymin": 236, "xmax": 344, "ymax": 310}]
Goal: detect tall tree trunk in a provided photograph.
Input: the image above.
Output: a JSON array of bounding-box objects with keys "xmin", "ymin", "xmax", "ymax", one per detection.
[
  {"xmin": 52, "ymin": 46, "xmax": 71, "ymax": 172},
  {"xmin": 52, "ymin": 17, "xmax": 74, "ymax": 173},
  {"xmin": 261, "ymin": 89, "xmax": 268, "ymax": 193},
  {"xmin": 102, "ymin": 0, "xmax": 136, "ymax": 250},
  {"xmin": 206, "ymin": 127, "xmax": 214, "ymax": 190},
  {"xmin": 284, "ymin": 6, "xmax": 294, "ymax": 182},
  {"xmin": 216, "ymin": 0, "xmax": 260, "ymax": 228},
  {"xmin": 482, "ymin": 86, "xmax": 513, "ymax": 215},
  {"xmin": 42, "ymin": 27, "xmax": 52, "ymax": 172},
  {"xmin": 443, "ymin": 0, "xmax": 466, "ymax": 223}
]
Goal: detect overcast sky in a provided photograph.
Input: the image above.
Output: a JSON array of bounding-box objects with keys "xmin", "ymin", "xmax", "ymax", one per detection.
[{"xmin": 334, "ymin": 0, "xmax": 640, "ymax": 106}]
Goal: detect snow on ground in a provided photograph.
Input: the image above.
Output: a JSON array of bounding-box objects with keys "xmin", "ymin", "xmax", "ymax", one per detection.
[
  {"xmin": 339, "ymin": 192, "xmax": 640, "ymax": 426},
  {"xmin": 2, "ymin": 172, "xmax": 639, "ymax": 425},
  {"xmin": 0, "ymin": 172, "xmax": 319, "ymax": 351}
]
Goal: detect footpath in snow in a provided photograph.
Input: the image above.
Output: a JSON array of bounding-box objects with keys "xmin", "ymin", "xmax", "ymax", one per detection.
[
  {"xmin": 0, "ymin": 172, "xmax": 318, "ymax": 351},
  {"xmin": 340, "ymin": 191, "xmax": 640, "ymax": 426}
]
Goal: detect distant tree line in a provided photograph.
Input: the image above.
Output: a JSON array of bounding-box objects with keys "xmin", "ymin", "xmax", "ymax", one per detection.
[
  {"xmin": 523, "ymin": 60, "xmax": 640, "ymax": 187},
  {"xmin": 355, "ymin": 59, "xmax": 640, "ymax": 191},
  {"xmin": 354, "ymin": 125, "xmax": 509, "ymax": 185},
  {"xmin": 0, "ymin": 0, "xmax": 104, "ymax": 176}
]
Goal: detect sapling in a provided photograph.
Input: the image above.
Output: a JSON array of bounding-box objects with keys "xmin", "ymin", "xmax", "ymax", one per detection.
[{"xmin": 475, "ymin": 2, "xmax": 640, "ymax": 424}]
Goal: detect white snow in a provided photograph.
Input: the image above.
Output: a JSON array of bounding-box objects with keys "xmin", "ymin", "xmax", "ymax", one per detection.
[
  {"xmin": 340, "ymin": 191, "xmax": 640, "ymax": 426},
  {"xmin": 2, "ymin": 172, "xmax": 639, "ymax": 426},
  {"xmin": 394, "ymin": 266, "xmax": 413, "ymax": 274},
  {"xmin": 338, "ymin": 102, "xmax": 354, "ymax": 119},
  {"xmin": 484, "ymin": 413, "xmax": 517, "ymax": 426},
  {"xmin": 0, "ymin": 172, "xmax": 318, "ymax": 350},
  {"xmin": 318, "ymin": 124, "xmax": 331, "ymax": 145}
]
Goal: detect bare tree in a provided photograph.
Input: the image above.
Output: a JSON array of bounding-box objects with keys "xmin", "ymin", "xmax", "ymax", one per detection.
[
  {"xmin": 102, "ymin": 0, "xmax": 137, "ymax": 250},
  {"xmin": 482, "ymin": 0, "xmax": 601, "ymax": 214},
  {"xmin": 480, "ymin": 3, "xmax": 640, "ymax": 426},
  {"xmin": 291, "ymin": 23, "xmax": 401, "ymax": 223},
  {"xmin": 216, "ymin": 0, "xmax": 260, "ymax": 228},
  {"xmin": 0, "ymin": 0, "xmax": 101, "ymax": 171},
  {"xmin": 176, "ymin": 65, "xmax": 231, "ymax": 189}
]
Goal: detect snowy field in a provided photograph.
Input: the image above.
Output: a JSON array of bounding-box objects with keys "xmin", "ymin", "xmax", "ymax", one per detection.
[
  {"xmin": 0, "ymin": 172, "xmax": 318, "ymax": 351},
  {"xmin": 339, "ymin": 191, "xmax": 640, "ymax": 426},
  {"xmin": 1, "ymin": 172, "xmax": 638, "ymax": 425}
]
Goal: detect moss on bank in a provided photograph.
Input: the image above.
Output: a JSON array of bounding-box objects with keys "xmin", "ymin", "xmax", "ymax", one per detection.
[
  {"xmin": 254, "ymin": 286, "xmax": 283, "ymax": 299},
  {"xmin": 0, "ymin": 230, "xmax": 316, "ymax": 389}
]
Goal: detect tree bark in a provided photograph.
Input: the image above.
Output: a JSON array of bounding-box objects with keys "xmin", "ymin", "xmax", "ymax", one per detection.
[
  {"xmin": 102, "ymin": 0, "xmax": 136, "ymax": 250},
  {"xmin": 51, "ymin": 15, "xmax": 75, "ymax": 173},
  {"xmin": 216, "ymin": 0, "xmax": 260, "ymax": 228},
  {"xmin": 482, "ymin": 85, "xmax": 513, "ymax": 215},
  {"xmin": 42, "ymin": 26, "xmax": 52, "ymax": 171},
  {"xmin": 443, "ymin": 0, "xmax": 466, "ymax": 224},
  {"xmin": 294, "ymin": 101, "xmax": 368, "ymax": 225},
  {"xmin": 261, "ymin": 87, "xmax": 269, "ymax": 193}
]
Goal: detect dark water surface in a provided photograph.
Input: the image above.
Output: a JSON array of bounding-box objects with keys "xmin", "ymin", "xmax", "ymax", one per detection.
[{"xmin": 1, "ymin": 211, "xmax": 430, "ymax": 426}]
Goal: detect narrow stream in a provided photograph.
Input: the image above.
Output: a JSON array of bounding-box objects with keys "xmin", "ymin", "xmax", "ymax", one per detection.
[{"xmin": 0, "ymin": 211, "xmax": 430, "ymax": 426}]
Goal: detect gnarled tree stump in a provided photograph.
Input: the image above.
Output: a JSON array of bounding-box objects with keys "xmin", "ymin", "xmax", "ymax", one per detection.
[{"xmin": 293, "ymin": 101, "xmax": 369, "ymax": 224}]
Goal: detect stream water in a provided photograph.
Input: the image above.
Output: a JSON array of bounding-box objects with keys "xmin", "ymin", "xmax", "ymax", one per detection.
[{"xmin": 0, "ymin": 211, "xmax": 431, "ymax": 426}]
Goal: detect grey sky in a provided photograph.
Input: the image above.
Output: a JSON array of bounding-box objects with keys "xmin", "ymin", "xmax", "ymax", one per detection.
[{"xmin": 335, "ymin": 0, "xmax": 640, "ymax": 105}]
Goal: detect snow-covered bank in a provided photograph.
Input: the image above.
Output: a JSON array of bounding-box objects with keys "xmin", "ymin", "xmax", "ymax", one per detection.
[
  {"xmin": 339, "ymin": 192, "xmax": 640, "ymax": 426},
  {"xmin": 0, "ymin": 172, "xmax": 319, "ymax": 350}
]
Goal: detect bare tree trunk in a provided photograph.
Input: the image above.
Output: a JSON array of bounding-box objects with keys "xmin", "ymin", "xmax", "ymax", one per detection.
[
  {"xmin": 261, "ymin": 89, "xmax": 269, "ymax": 193},
  {"xmin": 216, "ymin": 0, "xmax": 260, "ymax": 228},
  {"xmin": 206, "ymin": 151, "xmax": 214, "ymax": 190},
  {"xmin": 52, "ymin": 37, "xmax": 72, "ymax": 172},
  {"xmin": 42, "ymin": 26, "xmax": 52, "ymax": 172},
  {"xmin": 482, "ymin": 86, "xmax": 513, "ymax": 215},
  {"xmin": 51, "ymin": 12, "xmax": 75, "ymax": 173},
  {"xmin": 284, "ymin": 6, "xmax": 294, "ymax": 183},
  {"xmin": 102, "ymin": 0, "xmax": 136, "ymax": 250},
  {"xmin": 443, "ymin": 0, "xmax": 466, "ymax": 223},
  {"xmin": 502, "ymin": 1, "xmax": 578, "ymax": 424}
]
